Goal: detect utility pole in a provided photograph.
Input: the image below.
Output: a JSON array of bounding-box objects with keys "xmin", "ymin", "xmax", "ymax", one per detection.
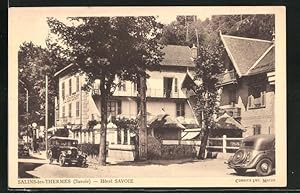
[{"xmin": 45, "ymin": 75, "xmax": 48, "ymax": 155}]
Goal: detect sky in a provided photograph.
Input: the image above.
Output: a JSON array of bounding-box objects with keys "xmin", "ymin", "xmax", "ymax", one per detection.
[{"xmin": 9, "ymin": 6, "xmax": 280, "ymax": 49}]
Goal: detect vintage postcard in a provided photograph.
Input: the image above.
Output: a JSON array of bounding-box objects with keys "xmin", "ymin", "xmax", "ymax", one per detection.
[{"xmin": 8, "ymin": 6, "xmax": 286, "ymax": 188}]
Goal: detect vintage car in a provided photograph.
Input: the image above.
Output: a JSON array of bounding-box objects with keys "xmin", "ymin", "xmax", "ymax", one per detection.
[
  {"xmin": 47, "ymin": 136, "xmax": 87, "ymax": 167},
  {"xmin": 18, "ymin": 139, "xmax": 29, "ymax": 157},
  {"xmin": 227, "ymin": 134, "xmax": 275, "ymax": 176}
]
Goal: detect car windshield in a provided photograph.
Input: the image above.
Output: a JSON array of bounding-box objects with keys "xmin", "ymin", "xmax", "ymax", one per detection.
[{"xmin": 51, "ymin": 139, "xmax": 78, "ymax": 147}]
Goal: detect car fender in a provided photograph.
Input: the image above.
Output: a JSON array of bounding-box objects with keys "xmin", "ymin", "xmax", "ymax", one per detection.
[{"xmin": 247, "ymin": 152, "xmax": 274, "ymax": 169}]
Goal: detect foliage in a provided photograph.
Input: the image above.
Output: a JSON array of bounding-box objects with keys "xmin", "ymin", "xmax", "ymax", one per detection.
[
  {"xmin": 160, "ymin": 14, "xmax": 275, "ymax": 47},
  {"xmin": 47, "ymin": 16, "xmax": 164, "ymax": 165},
  {"xmin": 193, "ymin": 44, "xmax": 225, "ymax": 159},
  {"xmin": 87, "ymin": 120, "xmax": 99, "ymax": 130},
  {"xmin": 114, "ymin": 117, "xmax": 139, "ymax": 134},
  {"xmin": 18, "ymin": 42, "xmax": 61, "ymax": 133}
]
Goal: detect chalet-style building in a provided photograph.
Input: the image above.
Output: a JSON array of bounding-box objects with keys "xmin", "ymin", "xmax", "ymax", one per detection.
[
  {"xmin": 217, "ymin": 32, "xmax": 275, "ymax": 137},
  {"xmin": 182, "ymin": 33, "xmax": 275, "ymax": 138},
  {"xmin": 53, "ymin": 45, "xmax": 199, "ymax": 145}
]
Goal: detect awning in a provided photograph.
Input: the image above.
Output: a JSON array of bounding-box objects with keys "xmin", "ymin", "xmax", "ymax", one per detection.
[
  {"xmin": 47, "ymin": 126, "xmax": 64, "ymax": 132},
  {"xmin": 181, "ymin": 131, "xmax": 200, "ymax": 140},
  {"xmin": 216, "ymin": 113, "xmax": 246, "ymax": 131},
  {"xmin": 148, "ymin": 113, "xmax": 186, "ymax": 130}
]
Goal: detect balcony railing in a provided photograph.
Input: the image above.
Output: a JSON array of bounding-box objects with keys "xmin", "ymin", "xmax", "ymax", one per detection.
[
  {"xmin": 219, "ymin": 105, "xmax": 241, "ymax": 118},
  {"xmin": 218, "ymin": 70, "xmax": 237, "ymax": 86},
  {"xmin": 92, "ymin": 88, "xmax": 183, "ymax": 98}
]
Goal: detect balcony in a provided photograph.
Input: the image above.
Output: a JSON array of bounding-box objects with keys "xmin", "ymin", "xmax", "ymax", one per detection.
[
  {"xmin": 218, "ymin": 70, "xmax": 237, "ymax": 86},
  {"xmin": 92, "ymin": 88, "xmax": 183, "ymax": 98},
  {"xmin": 219, "ymin": 105, "xmax": 241, "ymax": 119}
]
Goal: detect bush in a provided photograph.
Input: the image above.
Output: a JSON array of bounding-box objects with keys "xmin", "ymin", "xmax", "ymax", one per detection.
[{"xmin": 78, "ymin": 143, "xmax": 100, "ymax": 156}]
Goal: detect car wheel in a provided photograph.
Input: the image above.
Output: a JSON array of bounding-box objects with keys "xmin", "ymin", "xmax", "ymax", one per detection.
[
  {"xmin": 59, "ymin": 154, "xmax": 66, "ymax": 167},
  {"xmin": 234, "ymin": 168, "xmax": 247, "ymax": 175},
  {"xmin": 256, "ymin": 158, "xmax": 272, "ymax": 176}
]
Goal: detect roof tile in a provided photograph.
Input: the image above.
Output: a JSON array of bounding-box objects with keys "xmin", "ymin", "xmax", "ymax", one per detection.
[
  {"xmin": 161, "ymin": 45, "xmax": 195, "ymax": 67},
  {"xmin": 221, "ymin": 35, "xmax": 273, "ymax": 76}
]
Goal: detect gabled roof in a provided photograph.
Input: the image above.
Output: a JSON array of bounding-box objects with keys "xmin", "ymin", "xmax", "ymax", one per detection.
[
  {"xmin": 161, "ymin": 45, "xmax": 195, "ymax": 67},
  {"xmin": 220, "ymin": 32, "xmax": 274, "ymax": 77},
  {"xmin": 54, "ymin": 63, "xmax": 75, "ymax": 77},
  {"xmin": 54, "ymin": 45, "xmax": 194, "ymax": 77}
]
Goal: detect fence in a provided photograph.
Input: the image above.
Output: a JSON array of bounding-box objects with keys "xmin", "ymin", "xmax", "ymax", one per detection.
[
  {"xmin": 207, "ymin": 135, "xmax": 243, "ymax": 153},
  {"xmin": 162, "ymin": 135, "xmax": 243, "ymax": 154}
]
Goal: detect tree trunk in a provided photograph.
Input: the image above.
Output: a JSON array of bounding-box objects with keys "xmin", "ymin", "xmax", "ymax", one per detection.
[
  {"xmin": 198, "ymin": 127, "xmax": 209, "ymax": 159},
  {"xmin": 99, "ymin": 81, "xmax": 108, "ymax": 166},
  {"xmin": 138, "ymin": 74, "xmax": 148, "ymax": 160}
]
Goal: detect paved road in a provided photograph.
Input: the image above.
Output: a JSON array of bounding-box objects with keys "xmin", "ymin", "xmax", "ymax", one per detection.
[{"xmin": 19, "ymin": 156, "xmax": 272, "ymax": 178}]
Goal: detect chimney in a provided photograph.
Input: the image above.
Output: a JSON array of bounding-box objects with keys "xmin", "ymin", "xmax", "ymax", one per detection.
[{"xmin": 191, "ymin": 44, "xmax": 197, "ymax": 59}]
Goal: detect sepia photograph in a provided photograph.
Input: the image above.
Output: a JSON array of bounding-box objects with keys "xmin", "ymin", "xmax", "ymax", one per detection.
[{"xmin": 8, "ymin": 6, "xmax": 286, "ymax": 188}]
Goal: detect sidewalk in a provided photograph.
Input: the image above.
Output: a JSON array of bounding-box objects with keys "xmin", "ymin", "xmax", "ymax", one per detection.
[{"xmin": 30, "ymin": 150, "xmax": 47, "ymax": 160}]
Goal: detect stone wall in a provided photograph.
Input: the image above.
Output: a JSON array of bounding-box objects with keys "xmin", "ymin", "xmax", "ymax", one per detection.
[{"xmin": 147, "ymin": 136, "xmax": 198, "ymax": 160}]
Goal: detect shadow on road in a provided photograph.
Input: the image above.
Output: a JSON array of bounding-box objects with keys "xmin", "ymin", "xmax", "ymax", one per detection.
[
  {"xmin": 107, "ymin": 158, "xmax": 213, "ymax": 166},
  {"xmin": 19, "ymin": 155, "xmax": 45, "ymax": 160},
  {"xmin": 228, "ymin": 169, "xmax": 275, "ymax": 177},
  {"xmin": 18, "ymin": 162, "xmax": 44, "ymax": 178}
]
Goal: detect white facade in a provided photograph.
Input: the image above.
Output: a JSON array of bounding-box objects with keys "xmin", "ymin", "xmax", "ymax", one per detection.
[{"xmin": 54, "ymin": 45, "xmax": 198, "ymax": 144}]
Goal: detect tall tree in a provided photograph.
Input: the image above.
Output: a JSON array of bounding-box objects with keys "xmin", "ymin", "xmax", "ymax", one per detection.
[
  {"xmin": 18, "ymin": 42, "xmax": 59, "ymax": 137},
  {"xmin": 160, "ymin": 14, "xmax": 274, "ymax": 47},
  {"xmin": 47, "ymin": 16, "xmax": 164, "ymax": 165},
  {"xmin": 194, "ymin": 43, "xmax": 225, "ymax": 159}
]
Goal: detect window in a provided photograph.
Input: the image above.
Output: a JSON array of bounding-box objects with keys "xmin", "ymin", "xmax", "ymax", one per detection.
[
  {"xmin": 248, "ymin": 85, "xmax": 266, "ymax": 109},
  {"xmin": 176, "ymin": 102, "xmax": 185, "ymax": 117},
  {"xmin": 174, "ymin": 78, "xmax": 178, "ymax": 93},
  {"xmin": 68, "ymin": 103, "xmax": 72, "ymax": 117},
  {"xmin": 91, "ymin": 114, "xmax": 95, "ymax": 120},
  {"xmin": 62, "ymin": 106, "xmax": 65, "ymax": 118},
  {"xmin": 253, "ymin": 124, "xmax": 261, "ymax": 135},
  {"xmin": 76, "ymin": 101, "xmax": 80, "ymax": 117},
  {"xmin": 76, "ymin": 76, "xmax": 80, "ymax": 92},
  {"xmin": 117, "ymin": 100, "xmax": 122, "ymax": 115},
  {"xmin": 117, "ymin": 128, "xmax": 121, "ymax": 144},
  {"xmin": 124, "ymin": 128, "xmax": 128, "ymax": 144},
  {"xmin": 69, "ymin": 78, "xmax": 72, "ymax": 96},
  {"xmin": 62, "ymin": 82, "xmax": 65, "ymax": 99},
  {"xmin": 118, "ymin": 81, "xmax": 126, "ymax": 91},
  {"xmin": 163, "ymin": 77, "xmax": 173, "ymax": 98},
  {"xmin": 107, "ymin": 100, "xmax": 122, "ymax": 121}
]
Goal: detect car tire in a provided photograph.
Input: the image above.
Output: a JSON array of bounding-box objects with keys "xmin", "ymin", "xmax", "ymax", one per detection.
[
  {"xmin": 234, "ymin": 168, "xmax": 247, "ymax": 175},
  {"xmin": 256, "ymin": 158, "xmax": 272, "ymax": 176},
  {"xmin": 59, "ymin": 154, "xmax": 66, "ymax": 167}
]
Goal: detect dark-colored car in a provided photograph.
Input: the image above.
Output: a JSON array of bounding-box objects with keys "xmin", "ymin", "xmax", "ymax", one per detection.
[
  {"xmin": 227, "ymin": 134, "xmax": 275, "ymax": 176},
  {"xmin": 18, "ymin": 139, "xmax": 29, "ymax": 157},
  {"xmin": 47, "ymin": 136, "xmax": 87, "ymax": 167}
]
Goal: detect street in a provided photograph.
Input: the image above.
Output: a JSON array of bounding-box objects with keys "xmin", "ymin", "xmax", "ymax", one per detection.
[{"xmin": 18, "ymin": 153, "xmax": 272, "ymax": 178}]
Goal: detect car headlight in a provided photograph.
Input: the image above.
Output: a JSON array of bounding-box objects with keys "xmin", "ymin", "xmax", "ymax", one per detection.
[{"xmin": 67, "ymin": 150, "xmax": 72, "ymax": 154}]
